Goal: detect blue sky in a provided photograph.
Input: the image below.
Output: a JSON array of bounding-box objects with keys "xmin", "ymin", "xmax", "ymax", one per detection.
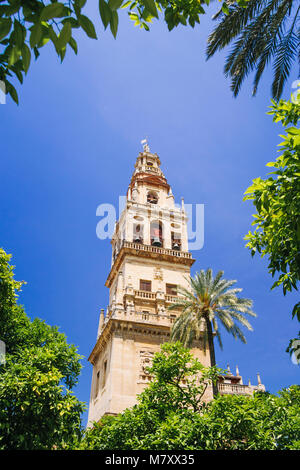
[{"xmin": 0, "ymin": 3, "xmax": 299, "ymax": 425}]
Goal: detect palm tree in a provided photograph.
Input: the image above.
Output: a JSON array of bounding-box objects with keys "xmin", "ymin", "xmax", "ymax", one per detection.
[
  {"xmin": 206, "ymin": 0, "xmax": 300, "ymax": 100},
  {"xmin": 168, "ymin": 269, "xmax": 256, "ymax": 371}
]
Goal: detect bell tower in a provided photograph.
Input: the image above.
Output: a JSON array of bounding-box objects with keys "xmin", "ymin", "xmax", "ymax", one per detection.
[{"xmin": 87, "ymin": 142, "xmax": 212, "ymax": 425}]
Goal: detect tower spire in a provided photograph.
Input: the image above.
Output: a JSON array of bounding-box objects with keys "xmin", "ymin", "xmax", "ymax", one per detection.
[
  {"xmin": 141, "ymin": 137, "xmax": 150, "ymax": 153},
  {"xmin": 257, "ymin": 372, "xmax": 262, "ymax": 385}
]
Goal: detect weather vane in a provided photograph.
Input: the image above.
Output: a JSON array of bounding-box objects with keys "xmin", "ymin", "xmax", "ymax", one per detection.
[{"xmin": 141, "ymin": 137, "xmax": 150, "ymax": 153}]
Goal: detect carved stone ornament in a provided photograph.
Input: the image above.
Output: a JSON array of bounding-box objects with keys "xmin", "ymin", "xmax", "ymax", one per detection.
[
  {"xmin": 154, "ymin": 267, "xmax": 163, "ymax": 281},
  {"xmin": 140, "ymin": 350, "xmax": 154, "ymax": 376}
]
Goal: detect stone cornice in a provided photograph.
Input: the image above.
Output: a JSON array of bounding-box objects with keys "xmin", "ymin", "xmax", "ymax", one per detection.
[
  {"xmin": 88, "ymin": 317, "xmax": 171, "ymax": 364},
  {"xmin": 130, "ymin": 173, "xmax": 170, "ymax": 192},
  {"xmin": 105, "ymin": 241, "xmax": 195, "ymax": 288},
  {"xmin": 126, "ymin": 201, "xmax": 187, "ymax": 220}
]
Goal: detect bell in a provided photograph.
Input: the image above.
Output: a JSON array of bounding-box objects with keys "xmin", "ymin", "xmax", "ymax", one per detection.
[
  {"xmin": 173, "ymin": 242, "xmax": 180, "ymax": 250},
  {"xmin": 134, "ymin": 236, "xmax": 142, "ymax": 243},
  {"xmin": 152, "ymin": 237, "xmax": 162, "ymax": 247}
]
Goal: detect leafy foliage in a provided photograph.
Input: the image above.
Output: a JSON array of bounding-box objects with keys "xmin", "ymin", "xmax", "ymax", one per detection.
[
  {"xmin": 77, "ymin": 342, "xmax": 300, "ymax": 450},
  {"xmin": 206, "ymin": 0, "xmax": 300, "ymax": 100},
  {"xmin": 136, "ymin": 342, "xmax": 223, "ymax": 414},
  {"xmin": 0, "ymin": 0, "xmax": 248, "ymax": 104},
  {"xmin": 244, "ymin": 96, "xmax": 300, "ymax": 345},
  {"xmin": 168, "ymin": 269, "xmax": 256, "ymax": 364},
  {"xmin": 0, "ymin": 248, "xmax": 85, "ymax": 449}
]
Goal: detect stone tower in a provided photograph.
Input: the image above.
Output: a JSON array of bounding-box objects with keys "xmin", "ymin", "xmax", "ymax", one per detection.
[{"xmin": 87, "ymin": 142, "xmax": 213, "ymax": 425}]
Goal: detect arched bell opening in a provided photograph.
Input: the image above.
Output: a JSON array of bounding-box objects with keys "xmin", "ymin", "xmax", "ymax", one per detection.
[
  {"xmin": 133, "ymin": 223, "xmax": 143, "ymax": 244},
  {"xmin": 171, "ymin": 231, "xmax": 181, "ymax": 251},
  {"xmin": 150, "ymin": 220, "xmax": 163, "ymax": 247}
]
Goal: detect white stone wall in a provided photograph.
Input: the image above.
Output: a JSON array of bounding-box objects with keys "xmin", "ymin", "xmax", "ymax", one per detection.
[{"xmin": 122, "ymin": 256, "xmax": 190, "ymax": 295}]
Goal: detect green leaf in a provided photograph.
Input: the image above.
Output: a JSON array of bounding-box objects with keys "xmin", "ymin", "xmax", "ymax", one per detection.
[
  {"xmin": 14, "ymin": 68, "xmax": 24, "ymax": 85},
  {"xmin": 62, "ymin": 17, "xmax": 80, "ymax": 29},
  {"xmin": 22, "ymin": 44, "xmax": 31, "ymax": 74},
  {"xmin": 13, "ymin": 20, "xmax": 26, "ymax": 49},
  {"xmin": 0, "ymin": 18, "xmax": 12, "ymax": 42},
  {"xmin": 59, "ymin": 46, "xmax": 67, "ymax": 63},
  {"xmin": 78, "ymin": 15, "xmax": 97, "ymax": 39},
  {"xmin": 129, "ymin": 12, "xmax": 139, "ymax": 21},
  {"xmin": 108, "ymin": 0, "xmax": 123, "ymax": 11},
  {"xmin": 292, "ymin": 303, "xmax": 300, "ymax": 321},
  {"xmin": 47, "ymin": 25, "xmax": 58, "ymax": 52},
  {"xmin": 143, "ymin": 0, "xmax": 158, "ymax": 18},
  {"xmin": 6, "ymin": 81, "xmax": 19, "ymax": 105},
  {"xmin": 8, "ymin": 46, "xmax": 21, "ymax": 67},
  {"xmin": 68, "ymin": 37, "xmax": 78, "ymax": 55},
  {"xmin": 57, "ymin": 22, "xmax": 72, "ymax": 50},
  {"xmin": 40, "ymin": 3, "xmax": 67, "ymax": 22},
  {"xmin": 99, "ymin": 0, "xmax": 112, "ymax": 29},
  {"xmin": 121, "ymin": 1, "xmax": 131, "ymax": 8},
  {"xmin": 30, "ymin": 23, "xmax": 42, "ymax": 49},
  {"xmin": 287, "ymin": 127, "xmax": 300, "ymax": 136},
  {"xmin": 110, "ymin": 11, "xmax": 119, "ymax": 38}
]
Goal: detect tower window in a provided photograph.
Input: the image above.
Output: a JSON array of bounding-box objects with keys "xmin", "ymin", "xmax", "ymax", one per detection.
[
  {"xmin": 95, "ymin": 370, "xmax": 100, "ymax": 398},
  {"xmin": 102, "ymin": 360, "xmax": 107, "ymax": 388},
  {"xmin": 150, "ymin": 221, "xmax": 163, "ymax": 247},
  {"xmin": 166, "ymin": 284, "xmax": 177, "ymax": 296},
  {"xmin": 147, "ymin": 191, "xmax": 158, "ymax": 204},
  {"xmin": 140, "ymin": 280, "xmax": 151, "ymax": 292}
]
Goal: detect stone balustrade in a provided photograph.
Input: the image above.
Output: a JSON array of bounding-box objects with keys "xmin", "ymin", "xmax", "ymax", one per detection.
[
  {"xmin": 165, "ymin": 294, "xmax": 179, "ymax": 303},
  {"xmin": 134, "ymin": 290, "xmax": 156, "ymax": 300},
  {"xmin": 123, "ymin": 241, "xmax": 192, "ymax": 259},
  {"xmin": 113, "ymin": 310, "xmax": 175, "ymax": 328},
  {"xmin": 217, "ymin": 383, "xmax": 253, "ymax": 396}
]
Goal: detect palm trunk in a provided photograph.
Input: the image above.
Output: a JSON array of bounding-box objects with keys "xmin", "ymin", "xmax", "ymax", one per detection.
[{"xmin": 205, "ymin": 317, "xmax": 218, "ymax": 397}]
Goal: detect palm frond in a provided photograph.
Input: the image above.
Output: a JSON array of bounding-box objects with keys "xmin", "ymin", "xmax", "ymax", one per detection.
[
  {"xmin": 207, "ymin": 0, "xmax": 272, "ymax": 58},
  {"xmin": 214, "ymin": 329, "xmax": 223, "ymax": 350},
  {"xmin": 252, "ymin": 0, "xmax": 292, "ymax": 94},
  {"xmin": 272, "ymin": 20, "xmax": 299, "ymax": 99},
  {"xmin": 210, "ymin": 270, "xmax": 224, "ymax": 292},
  {"xmin": 223, "ymin": 310, "xmax": 254, "ymax": 330},
  {"xmin": 207, "ymin": 0, "xmax": 299, "ymax": 99},
  {"xmin": 169, "ymin": 268, "xmax": 256, "ymax": 353},
  {"xmin": 230, "ymin": 324, "xmax": 247, "ymax": 343}
]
